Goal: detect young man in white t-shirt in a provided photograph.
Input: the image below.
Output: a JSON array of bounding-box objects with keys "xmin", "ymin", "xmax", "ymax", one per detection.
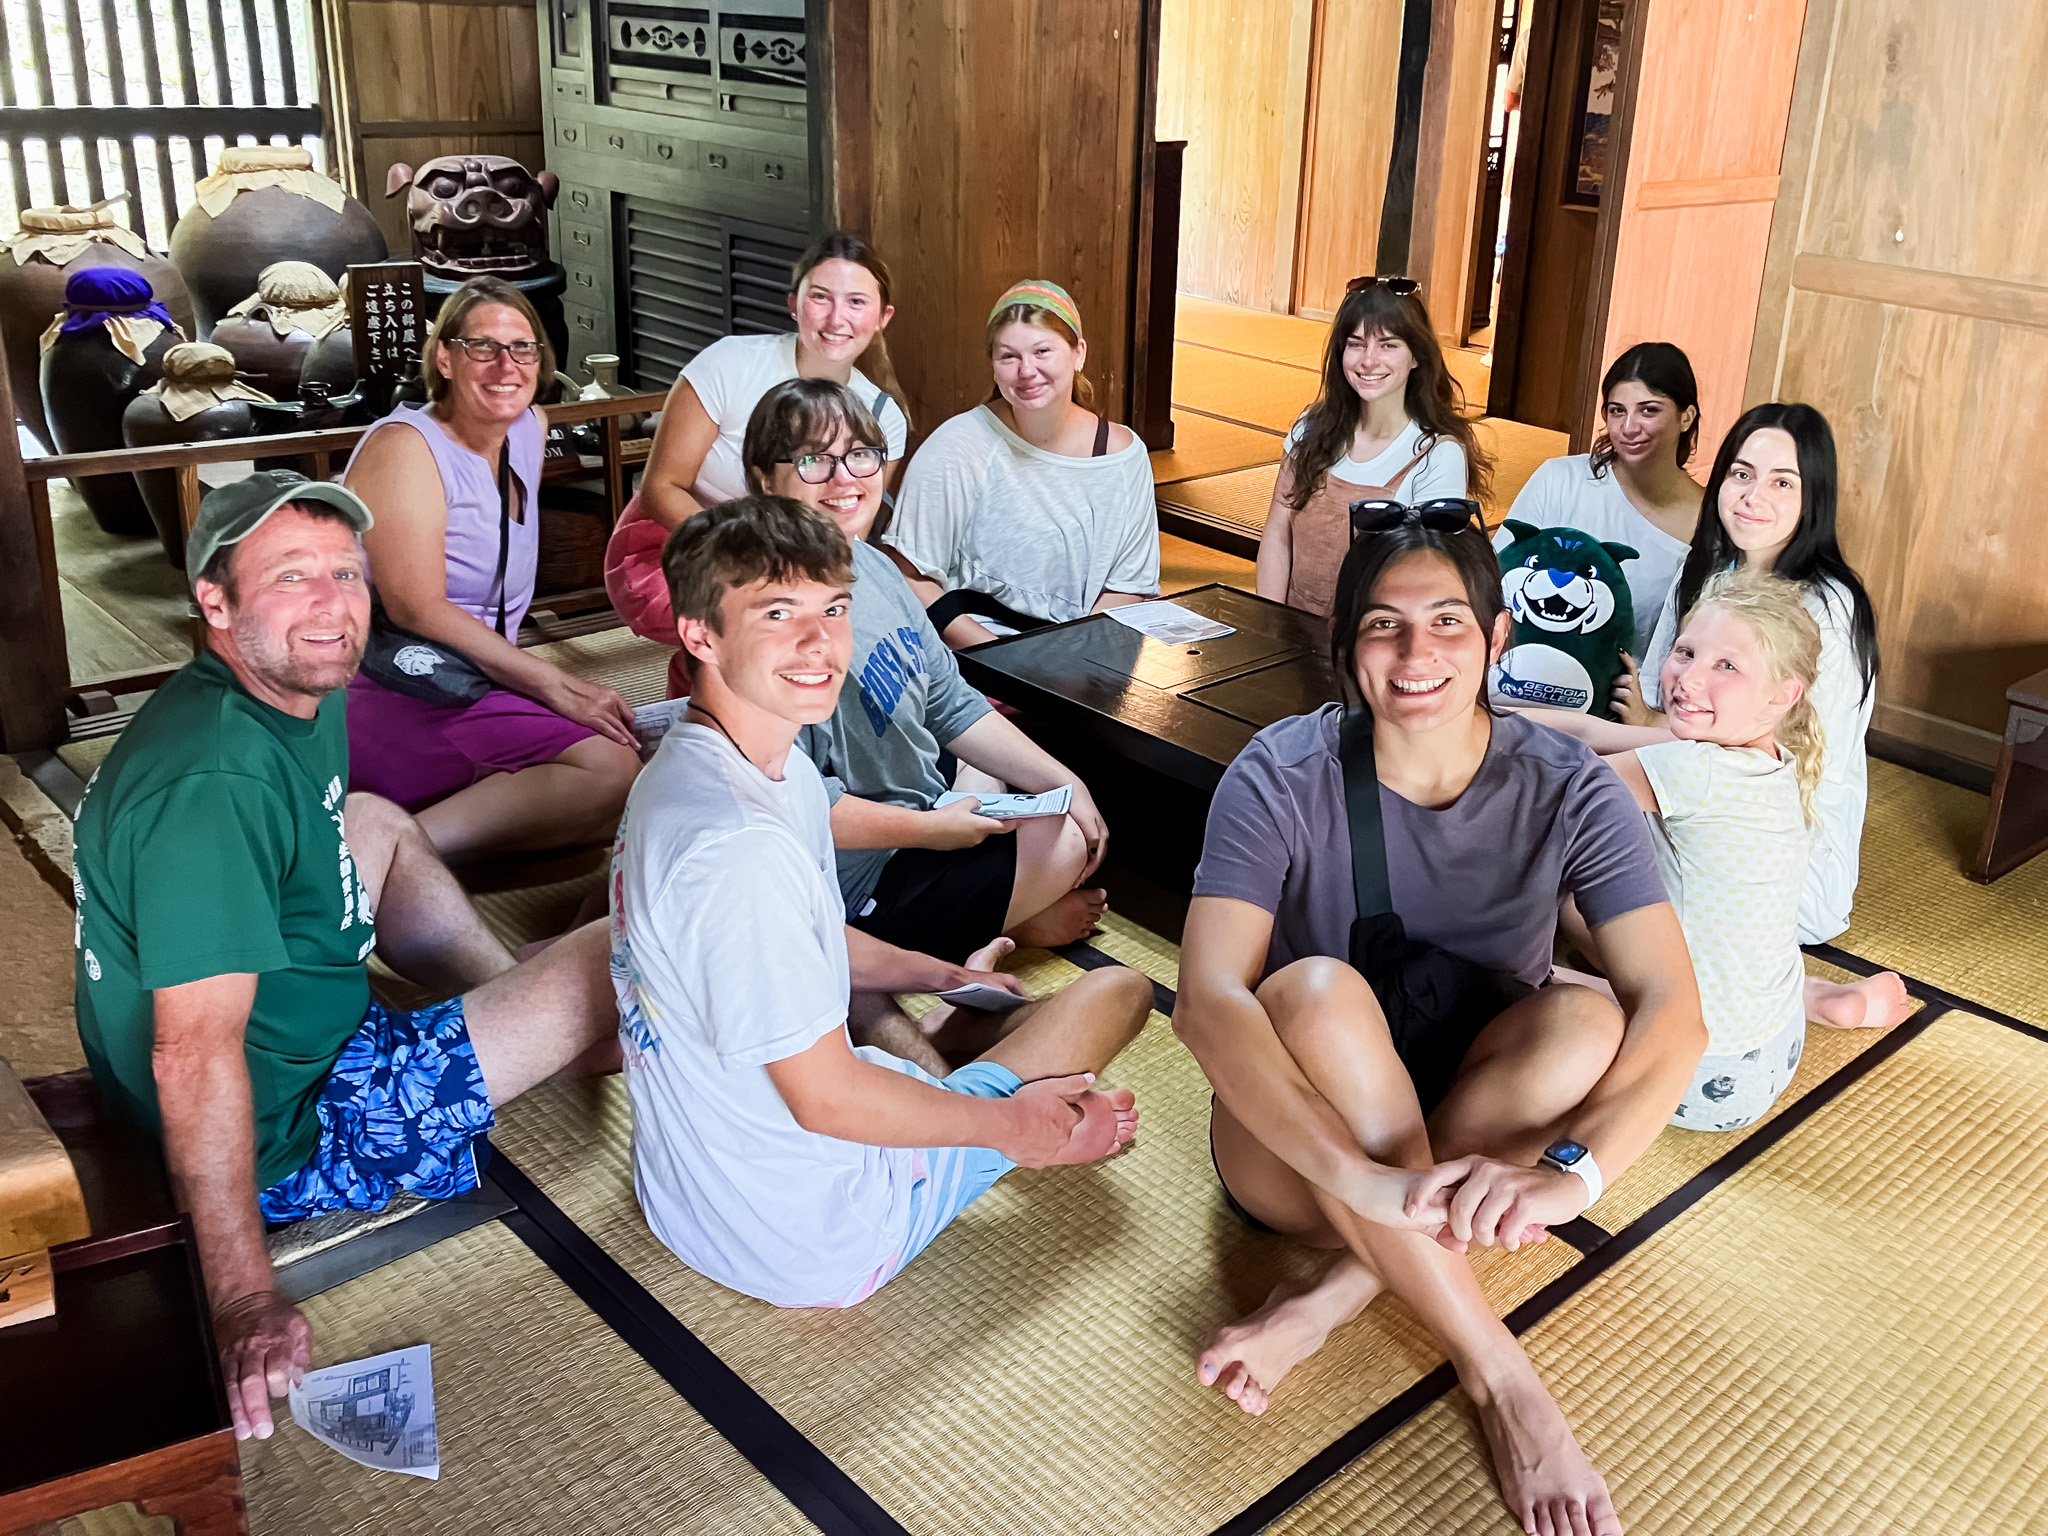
[{"xmin": 611, "ymin": 494, "xmax": 1151, "ymax": 1308}]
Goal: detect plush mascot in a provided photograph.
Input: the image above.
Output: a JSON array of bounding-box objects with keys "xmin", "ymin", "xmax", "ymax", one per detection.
[{"xmin": 1490, "ymin": 521, "xmax": 1639, "ymax": 718}]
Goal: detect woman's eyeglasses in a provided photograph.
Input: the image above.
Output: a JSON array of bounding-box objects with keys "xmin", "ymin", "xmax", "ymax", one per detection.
[
  {"xmin": 787, "ymin": 446, "xmax": 886, "ymax": 484},
  {"xmin": 1345, "ymin": 275, "xmax": 1421, "ymax": 297},
  {"xmin": 1349, "ymin": 497, "xmax": 1486, "ymax": 540},
  {"xmin": 443, "ymin": 336, "xmax": 543, "ymax": 366}
]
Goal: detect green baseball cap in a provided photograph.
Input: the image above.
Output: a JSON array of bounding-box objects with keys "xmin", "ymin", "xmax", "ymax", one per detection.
[{"xmin": 186, "ymin": 469, "xmax": 375, "ymax": 590}]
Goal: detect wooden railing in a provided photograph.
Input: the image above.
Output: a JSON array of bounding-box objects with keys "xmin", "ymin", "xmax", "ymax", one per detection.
[{"xmin": 1, "ymin": 389, "xmax": 665, "ymax": 752}]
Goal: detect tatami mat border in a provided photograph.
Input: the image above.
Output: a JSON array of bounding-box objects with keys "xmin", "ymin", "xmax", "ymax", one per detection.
[
  {"xmin": 491, "ymin": 1155, "xmax": 912, "ymax": 1536},
  {"xmin": 475, "ymin": 940, "xmax": 2035, "ymax": 1536}
]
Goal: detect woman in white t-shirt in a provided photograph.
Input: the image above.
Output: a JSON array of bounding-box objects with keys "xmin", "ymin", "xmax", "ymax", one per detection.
[
  {"xmin": 1625, "ymin": 402, "xmax": 1882, "ymax": 946},
  {"xmin": 603, "ymin": 230, "xmax": 911, "ymax": 694},
  {"xmin": 1500, "ymin": 341, "xmax": 1704, "ymax": 666},
  {"xmin": 885, "ymin": 280, "xmax": 1159, "ymax": 649},
  {"xmin": 1256, "ymin": 276, "xmax": 1491, "ymax": 617}
]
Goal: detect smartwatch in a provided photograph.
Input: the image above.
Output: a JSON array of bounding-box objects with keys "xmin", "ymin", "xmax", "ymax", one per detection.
[{"xmin": 1539, "ymin": 1139, "xmax": 1603, "ymax": 1209}]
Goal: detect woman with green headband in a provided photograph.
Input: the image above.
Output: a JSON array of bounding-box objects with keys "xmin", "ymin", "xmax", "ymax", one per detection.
[{"xmin": 885, "ymin": 280, "xmax": 1160, "ymax": 649}]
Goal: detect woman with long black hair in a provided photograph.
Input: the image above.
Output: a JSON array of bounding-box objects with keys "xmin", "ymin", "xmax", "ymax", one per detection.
[
  {"xmin": 1619, "ymin": 402, "xmax": 1881, "ymax": 943},
  {"xmin": 1255, "ymin": 277, "xmax": 1493, "ymax": 617}
]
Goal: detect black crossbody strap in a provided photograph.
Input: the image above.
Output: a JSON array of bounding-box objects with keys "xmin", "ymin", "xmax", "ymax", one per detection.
[
  {"xmin": 491, "ymin": 438, "xmax": 513, "ymax": 638},
  {"xmin": 1338, "ymin": 707, "xmax": 1394, "ymax": 920}
]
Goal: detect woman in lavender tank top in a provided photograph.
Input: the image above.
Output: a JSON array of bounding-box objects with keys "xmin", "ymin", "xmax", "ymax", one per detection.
[{"xmin": 342, "ymin": 277, "xmax": 640, "ymax": 859}]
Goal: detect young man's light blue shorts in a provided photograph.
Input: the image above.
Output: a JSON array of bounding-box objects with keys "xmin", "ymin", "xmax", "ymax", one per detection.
[{"xmin": 819, "ymin": 1057, "xmax": 1023, "ymax": 1307}]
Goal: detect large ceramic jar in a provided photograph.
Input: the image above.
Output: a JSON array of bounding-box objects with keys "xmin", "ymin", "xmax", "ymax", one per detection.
[
  {"xmin": 122, "ymin": 342, "xmax": 274, "ymax": 565},
  {"xmin": 210, "ymin": 261, "xmax": 350, "ymax": 399},
  {"xmin": 40, "ymin": 269, "xmax": 184, "ymax": 537},
  {"xmin": 1, "ymin": 205, "xmax": 194, "ymax": 451},
  {"xmin": 170, "ymin": 147, "xmax": 386, "ymax": 333}
]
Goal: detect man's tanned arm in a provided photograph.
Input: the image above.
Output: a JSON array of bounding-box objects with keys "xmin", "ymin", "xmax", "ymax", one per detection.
[{"xmin": 153, "ymin": 972, "xmax": 312, "ymax": 1440}]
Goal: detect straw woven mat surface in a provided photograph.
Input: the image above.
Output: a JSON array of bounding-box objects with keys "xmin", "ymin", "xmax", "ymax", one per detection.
[
  {"xmin": 1159, "ymin": 532, "xmax": 1258, "ymax": 597},
  {"xmin": 239, "ymin": 1220, "xmax": 811, "ymax": 1536},
  {"xmin": 488, "ymin": 934, "xmax": 1579, "ymax": 1535},
  {"xmin": 1151, "ymin": 411, "xmax": 1284, "ymax": 486},
  {"xmin": 1173, "ymin": 343, "xmax": 1321, "ymax": 435},
  {"xmin": 1157, "ymin": 465, "xmax": 1281, "ymax": 539},
  {"xmin": 1836, "ymin": 758, "xmax": 2048, "ymax": 1024},
  {"xmin": 1175, "ymin": 295, "xmax": 1331, "ymax": 370},
  {"xmin": 1273, "ymin": 1008, "xmax": 2048, "ymax": 1535}
]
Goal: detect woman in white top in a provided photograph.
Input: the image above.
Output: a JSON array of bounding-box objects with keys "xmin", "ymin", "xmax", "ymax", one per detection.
[
  {"xmin": 885, "ymin": 280, "xmax": 1159, "ymax": 649},
  {"xmin": 603, "ymin": 230, "xmax": 911, "ymax": 694},
  {"xmin": 1502, "ymin": 341, "xmax": 1703, "ymax": 666},
  {"xmin": 1621, "ymin": 402, "xmax": 1882, "ymax": 946},
  {"xmin": 1256, "ymin": 276, "xmax": 1490, "ymax": 617}
]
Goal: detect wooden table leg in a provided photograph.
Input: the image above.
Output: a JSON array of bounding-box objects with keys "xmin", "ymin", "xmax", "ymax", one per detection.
[
  {"xmin": 0, "ymin": 1430, "xmax": 246, "ymax": 1534},
  {"xmin": 1971, "ymin": 696, "xmax": 2048, "ymax": 882}
]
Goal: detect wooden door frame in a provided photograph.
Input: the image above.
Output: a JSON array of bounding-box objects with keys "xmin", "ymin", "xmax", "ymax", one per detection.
[
  {"xmin": 1568, "ymin": 0, "xmax": 1648, "ymax": 450},
  {"xmin": 1483, "ymin": 0, "xmax": 1563, "ymax": 418}
]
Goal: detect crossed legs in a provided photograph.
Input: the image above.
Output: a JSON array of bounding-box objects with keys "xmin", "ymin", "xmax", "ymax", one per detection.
[
  {"xmin": 413, "ymin": 734, "xmax": 642, "ymax": 862},
  {"xmin": 1202, "ymin": 956, "xmax": 1625, "ymax": 1536}
]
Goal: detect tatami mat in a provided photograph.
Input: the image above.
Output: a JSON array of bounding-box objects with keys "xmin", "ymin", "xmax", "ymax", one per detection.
[
  {"xmin": 1473, "ymin": 415, "xmax": 1568, "ymax": 514},
  {"xmin": 1173, "ymin": 343, "xmax": 1321, "ymax": 435},
  {"xmin": 1272, "ymin": 1009, "xmax": 2048, "ymax": 1535},
  {"xmin": 1160, "ymin": 532, "xmax": 1257, "ymax": 596},
  {"xmin": 527, "ymin": 628, "xmax": 673, "ymax": 707},
  {"xmin": 1157, "ymin": 464, "xmax": 1281, "ymax": 541},
  {"xmin": 1151, "ymin": 411, "xmax": 1285, "ymax": 486},
  {"xmin": 1175, "ymin": 295, "xmax": 1331, "ymax": 370},
  {"xmin": 1836, "ymin": 758, "xmax": 2048, "ymax": 1025},
  {"xmin": 488, "ymin": 944, "xmax": 1580, "ymax": 1535},
  {"xmin": 240, "ymin": 1220, "xmax": 813, "ymax": 1536}
]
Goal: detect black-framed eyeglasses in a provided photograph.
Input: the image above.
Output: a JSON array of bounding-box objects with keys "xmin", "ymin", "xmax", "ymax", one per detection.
[
  {"xmin": 1345, "ymin": 275, "xmax": 1421, "ymax": 297},
  {"xmin": 444, "ymin": 335, "xmax": 543, "ymax": 365},
  {"xmin": 787, "ymin": 446, "xmax": 886, "ymax": 484},
  {"xmin": 1349, "ymin": 497, "xmax": 1486, "ymax": 541}
]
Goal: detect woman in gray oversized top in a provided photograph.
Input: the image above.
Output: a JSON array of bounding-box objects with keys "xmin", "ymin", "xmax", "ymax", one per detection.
[
  {"xmin": 1174, "ymin": 516, "xmax": 1707, "ymax": 1536},
  {"xmin": 731, "ymin": 381, "xmax": 1113, "ymax": 1075}
]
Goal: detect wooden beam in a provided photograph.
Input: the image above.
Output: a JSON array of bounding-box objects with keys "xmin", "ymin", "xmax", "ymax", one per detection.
[
  {"xmin": 1569, "ymin": 0, "xmax": 1650, "ymax": 453},
  {"xmin": 1635, "ymin": 174, "xmax": 1780, "ymax": 210},
  {"xmin": 1745, "ymin": 0, "xmax": 1840, "ymax": 405},
  {"xmin": 355, "ymin": 119, "xmax": 541, "ymax": 139},
  {"xmin": 0, "ymin": 331, "xmax": 69, "ymax": 753},
  {"xmin": 1376, "ymin": 0, "xmax": 1436, "ymax": 275}
]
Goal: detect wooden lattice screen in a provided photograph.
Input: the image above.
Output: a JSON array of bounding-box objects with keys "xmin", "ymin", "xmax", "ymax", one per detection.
[{"xmin": 0, "ymin": 0, "xmax": 325, "ymax": 250}]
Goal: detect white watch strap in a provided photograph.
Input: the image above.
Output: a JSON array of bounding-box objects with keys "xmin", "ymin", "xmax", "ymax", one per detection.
[{"xmin": 1560, "ymin": 1151, "xmax": 1602, "ymax": 1210}]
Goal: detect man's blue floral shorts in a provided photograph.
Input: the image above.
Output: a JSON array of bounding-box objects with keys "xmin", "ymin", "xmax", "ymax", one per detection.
[{"xmin": 258, "ymin": 996, "xmax": 495, "ymax": 1224}]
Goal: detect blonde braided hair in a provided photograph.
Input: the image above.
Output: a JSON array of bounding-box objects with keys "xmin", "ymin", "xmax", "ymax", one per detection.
[{"xmin": 1685, "ymin": 570, "xmax": 1826, "ymax": 824}]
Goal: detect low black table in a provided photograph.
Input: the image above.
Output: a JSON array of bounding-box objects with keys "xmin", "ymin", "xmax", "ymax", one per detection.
[{"xmin": 956, "ymin": 584, "xmax": 1342, "ymax": 888}]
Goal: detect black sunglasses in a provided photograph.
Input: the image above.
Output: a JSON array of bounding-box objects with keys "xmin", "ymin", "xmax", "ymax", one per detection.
[
  {"xmin": 1345, "ymin": 275, "xmax": 1421, "ymax": 297},
  {"xmin": 1349, "ymin": 497, "xmax": 1486, "ymax": 540}
]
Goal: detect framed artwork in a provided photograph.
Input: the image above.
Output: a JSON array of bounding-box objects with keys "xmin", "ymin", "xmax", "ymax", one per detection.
[{"xmin": 1563, "ymin": 0, "xmax": 1625, "ymax": 208}]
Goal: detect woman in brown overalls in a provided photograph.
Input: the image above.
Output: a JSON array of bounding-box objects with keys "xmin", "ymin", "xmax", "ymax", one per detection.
[{"xmin": 1256, "ymin": 278, "xmax": 1494, "ymax": 618}]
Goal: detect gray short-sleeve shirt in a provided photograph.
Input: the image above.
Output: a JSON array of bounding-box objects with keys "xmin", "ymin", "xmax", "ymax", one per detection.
[{"xmin": 1192, "ymin": 705, "xmax": 1668, "ymax": 988}]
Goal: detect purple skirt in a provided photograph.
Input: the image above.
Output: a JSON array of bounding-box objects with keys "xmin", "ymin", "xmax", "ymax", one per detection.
[{"xmin": 345, "ymin": 673, "xmax": 597, "ymax": 812}]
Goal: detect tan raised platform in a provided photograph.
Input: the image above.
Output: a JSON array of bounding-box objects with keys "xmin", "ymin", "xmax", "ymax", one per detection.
[{"xmin": 0, "ymin": 1054, "xmax": 90, "ymax": 1328}]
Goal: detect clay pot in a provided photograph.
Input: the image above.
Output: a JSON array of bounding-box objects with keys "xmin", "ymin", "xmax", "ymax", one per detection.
[
  {"xmin": 122, "ymin": 342, "xmax": 273, "ymax": 566},
  {"xmin": 299, "ymin": 326, "xmax": 358, "ymax": 397},
  {"xmin": 209, "ymin": 261, "xmax": 350, "ymax": 398},
  {"xmin": 170, "ymin": 147, "xmax": 386, "ymax": 333},
  {"xmin": 40, "ymin": 302, "xmax": 179, "ymax": 538},
  {"xmin": 0, "ymin": 206, "xmax": 194, "ymax": 452}
]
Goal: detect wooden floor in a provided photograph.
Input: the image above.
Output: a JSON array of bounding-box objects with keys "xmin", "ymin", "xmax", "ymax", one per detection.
[
  {"xmin": 50, "ymin": 479, "xmax": 195, "ymax": 688},
  {"xmin": 1155, "ymin": 294, "xmax": 1566, "ymax": 552}
]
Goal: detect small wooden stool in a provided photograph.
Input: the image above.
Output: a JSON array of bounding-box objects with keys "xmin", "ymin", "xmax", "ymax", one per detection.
[{"xmin": 1972, "ymin": 667, "xmax": 2048, "ymax": 882}]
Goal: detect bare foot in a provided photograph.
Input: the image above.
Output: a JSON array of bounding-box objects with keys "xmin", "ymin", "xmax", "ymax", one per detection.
[
  {"xmin": 962, "ymin": 935, "xmax": 1017, "ymax": 976},
  {"xmin": 1197, "ymin": 1257, "xmax": 1382, "ymax": 1416},
  {"xmin": 1470, "ymin": 1353, "xmax": 1622, "ymax": 1536},
  {"xmin": 1007, "ymin": 888, "xmax": 1109, "ymax": 948},
  {"xmin": 1806, "ymin": 971, "xmax": 1912, "ymax": 1030},
  {"xmin": 1045, "ymin": 1086, "xmax": 1138, "ymax": 1165}
]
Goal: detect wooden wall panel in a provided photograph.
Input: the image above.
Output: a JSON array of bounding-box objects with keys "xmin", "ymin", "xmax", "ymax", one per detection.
[
  {"xmin": 1749, "ymin": 0, "xmax": 2048, "ymax": 760},
  {"xmin": 1593, "ymin": 0, "xmax": 1806, "ymax": 461},
  {"xmin": 861, "ymin": 0, "xmax": 1148, "ymax": 436},
  {"xmin": 1156, "ymin": 0, "xmax": 1315, "ymax": 311},
  {"xmin": 1408, "ymin": 0, "xmax": 1500, "ymax": 341},
  {"xmin": 326, "ymin": 0, "xmax": 546, "ymax": 255},
  {"xmin": 1294, "ymin": 0, "xmax": 1402, "ymax": 317}
]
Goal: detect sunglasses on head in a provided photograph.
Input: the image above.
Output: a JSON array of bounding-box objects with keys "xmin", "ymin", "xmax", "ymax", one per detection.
[
  {"xmin": 1345, "ymin": 275, "xmax": 1421, "ymax": 297},
  {"xmin": 1349, "ymin": 497, "xmax": 1486, "ymax": 540}
]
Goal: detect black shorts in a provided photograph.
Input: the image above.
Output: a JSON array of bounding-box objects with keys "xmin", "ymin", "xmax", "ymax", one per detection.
[{"xmin": 850, "ymin": 835, "xmax": 1019, "ymax": 965}]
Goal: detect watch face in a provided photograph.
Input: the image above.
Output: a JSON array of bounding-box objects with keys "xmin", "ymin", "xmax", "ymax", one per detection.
[{"xmin": 1545, "ymin": 1140, "xmax": 1588, "ymax": 1166}]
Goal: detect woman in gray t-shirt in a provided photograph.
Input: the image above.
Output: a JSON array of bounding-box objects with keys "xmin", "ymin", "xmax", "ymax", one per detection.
[{"xmin": 1175, "ymin": 515, "xmax": 1705, "ymax": 1536}]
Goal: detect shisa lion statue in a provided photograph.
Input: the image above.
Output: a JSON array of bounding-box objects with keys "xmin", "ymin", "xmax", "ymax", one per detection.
[{"xmin": 385, "ymin": 155, "xmax": 562, "ymax": 279}]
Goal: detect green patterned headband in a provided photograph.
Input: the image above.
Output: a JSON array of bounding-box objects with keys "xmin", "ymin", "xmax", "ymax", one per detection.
[{"xmin": 988, "ymin": 279, "xmax": 1083, "ymax": 340}]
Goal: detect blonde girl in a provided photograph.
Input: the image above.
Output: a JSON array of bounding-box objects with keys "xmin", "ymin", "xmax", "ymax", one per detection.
[
  {"xmin": 1531, "ymin": 572, "xmax": 1911, "ymax": 1130},
  {"xmin": 885, "ymin": 279, "xmax": 1158, "ymax": 650}
]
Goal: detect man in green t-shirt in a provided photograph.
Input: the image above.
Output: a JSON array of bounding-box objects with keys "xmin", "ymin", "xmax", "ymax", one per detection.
[{"xmin": 73, "ymin": 471, "xmax": 620, "ymax": 1444}]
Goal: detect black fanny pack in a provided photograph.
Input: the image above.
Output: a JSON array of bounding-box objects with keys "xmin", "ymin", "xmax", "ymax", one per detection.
[
  {"xmin": 357, "ymin": 441, "xmax": 512, "ymax": 706},
  {"xmin": 1339, "ymin": 707, "xmax": 1521, "ymax": 1107}
]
